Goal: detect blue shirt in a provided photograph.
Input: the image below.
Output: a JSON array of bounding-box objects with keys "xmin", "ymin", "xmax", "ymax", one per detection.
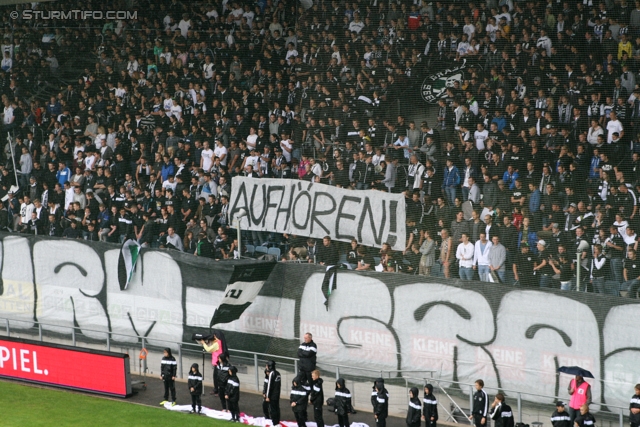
[
  {"xmin": 442, "ymin": 165, "xmax": 460, "ymax": 187},
  {"xmin": 491, "ymin": 116, "xmax": 507, "ymax": 131},
  {"xmin": 56, "ymin": 167, "xmax": 71, "ymax": 185},
  {"xmin": 502, "ymin": 170, "xmax": 519, "ymax": 189},
  {"xmin": 529, "ymin": 188, "xmax": 541, "ymax": 213}
]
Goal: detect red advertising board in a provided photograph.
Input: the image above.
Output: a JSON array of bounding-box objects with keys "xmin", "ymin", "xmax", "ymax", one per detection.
[{"xmin": 0, "ymin": 336, "xmax": 131, "ymax": 397}]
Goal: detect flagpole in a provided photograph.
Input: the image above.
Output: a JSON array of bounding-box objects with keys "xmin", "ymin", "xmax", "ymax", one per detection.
[{"xmin": 233, "ymin": 208, "xmax": 247, "ymax": 259}]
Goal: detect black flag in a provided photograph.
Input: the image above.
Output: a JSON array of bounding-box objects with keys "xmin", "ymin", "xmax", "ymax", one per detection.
[
  {"xmin": 321, "ymin": 265, "xmax": 338, "ymax": 310},
  {"xmin": 210, "ymin": 261, "xmax": 276, "ymax": 327}
]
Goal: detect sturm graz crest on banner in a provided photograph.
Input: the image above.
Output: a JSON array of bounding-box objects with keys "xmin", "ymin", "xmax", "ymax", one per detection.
[{"xmin": 420, "ymin": 61, "xmax": 467, "ymax": 103}]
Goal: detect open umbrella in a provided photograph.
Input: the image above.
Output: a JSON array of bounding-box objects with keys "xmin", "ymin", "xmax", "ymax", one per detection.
[{"xmin": 557, "ymin": 366, "xmax": 594, "ymax": 378}]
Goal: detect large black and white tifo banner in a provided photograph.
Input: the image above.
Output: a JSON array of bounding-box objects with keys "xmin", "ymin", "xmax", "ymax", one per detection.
[
  {"xmin": 1, "ymin": 234, "xmax": 640, "ymax": 410},
  {"xmin": 229, "ymin": 177, "xmax": 407, "ymax": 251}
]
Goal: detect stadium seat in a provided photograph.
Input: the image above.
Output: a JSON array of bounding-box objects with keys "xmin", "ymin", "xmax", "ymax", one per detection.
[
  {"xmin": 255, "ymin": 246, "xmax": 268, "ymax": 256},
  {"xmin": 245, "ymin": 245, "xmax": 255, "ymax": 257},
  {"xmin": 267, "ymin": 247, "xmax": 281, "ymax": 259}
]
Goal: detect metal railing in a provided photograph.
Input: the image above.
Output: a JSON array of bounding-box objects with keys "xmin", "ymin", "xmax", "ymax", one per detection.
[{"xmin": 0, "ymin": 317, "xmax": 631, "ymax": 427}]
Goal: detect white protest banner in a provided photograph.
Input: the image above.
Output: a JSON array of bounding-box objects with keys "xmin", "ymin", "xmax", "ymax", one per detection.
[{"xmin": 229, "ymin": 177, "xmax": 406, "ymax": 251}]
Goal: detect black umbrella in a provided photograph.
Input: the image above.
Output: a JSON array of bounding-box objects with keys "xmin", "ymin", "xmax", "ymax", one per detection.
[{"xmin": 557, "ymin": 366, "xmax": 594, "ymax": 378}]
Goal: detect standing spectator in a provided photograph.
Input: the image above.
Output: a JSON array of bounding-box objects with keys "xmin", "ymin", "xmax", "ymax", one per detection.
[
  {"xmin": 568, "ymin": 376, "xmax": 592, "ymax": 426},
  {"xmin": 590, "ymin": 245, "xmax": 610, "ymax": 295},
  {"xmin": 187, "ymin": 363, "xmax": 203, "ymax": 415},
  {"xmin": 474, "ymin": 232, "xmax": 493, "ymax": 282},
  {"xmin": 373, "ymin": 381, "xmax": 388, "ymax": 427},
  {"xmin": 456, "ymin": 233, "xmax": 475, "ymax": 280},
  {"xmin": 439, "ymin": 229, "xmax": 454, "ymax": 279},
  {"xmin": 159, "ymin": 348, "xmax": 177, "ymax": 407},
  {"xmin": 489, "ymin": 236, "xmax": 507, "ymax": 283},
  {"xmin": 629, "ymin": 384, "xmax": 640, "ymax": 427},
  {"xmin": 514, "ymin": 243, "xmax": 536, "ymax": 288},
  {"xmin": 469, "ymin": 379, "xmax": 488, "ymax": 427},
  {"xmin": 552, "ymin": 401, "xmax": 572, "ymax": 427},
  {"xmin": 442, "ymin": 159, "xmax": 460, "ymax": 206},
  {"xmin": 419, "ymin": 230, "xmax": 436, "ymax": 276},
  {"xmin": 290, "ymin": 376, "xmax": 309, "ymax": 427},
  {"xmin": 334, "ymin": 378, "xmax": 354, "ymax": 427},
  {"xmin": 263, "ymin": 360, "xmax": 281, "ymax": 427},
  {"xmin": 225, "ymin": 365, "xmax": 241, "ymax": 423},
  {"xmin": 297, "ymin": 332, "xmax": 317, "ymax": 386},
  {"xmin": 407, "ymin": 387, "xmax": 422, "ymax": 427},
  {"xmin": 623, "ymin": 249, "xmax": 640, "ymax": 298},
  {"xmin": 574, "ymin": 405, "xmax": 596, "ymax": 427},
  {"xmin": 310, "ymin": 370, "xmax": 325, "ymax": 427},
  {"xmin": 423, "ymin": 383, "xmax": 439, "ymax": 427},
  {"xmin": 490, "ymin": 393, "xmax": 514, "ymax": 427}
]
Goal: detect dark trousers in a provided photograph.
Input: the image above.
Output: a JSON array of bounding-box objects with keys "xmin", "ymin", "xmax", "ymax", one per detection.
[
  {"xmin": 569, "ymin": 407, "xmax": 579, "ymax": 427},
  {"xmin": 191, "ymin": 394, "xmax": 202, "ymax": 412},
  {"xmin": 228, "ymin": 400, "xmax": 240, "ymax": 421},
  {"xmin": 376, "ymin": 416, "xmax": 387, "ymax": 427},
  {"xmin": 473, "ymin": 414, "xmax": 485, "ymax": 427},
  {"xmin": 263, "ymin": 399, "xmax": 280, "ymax": 425},
  {"xmin": 294, "ymin": 410, "xmax": 307, "ymax": 427},
  {"xmin": 338, "ymin": 414, "xmax": 350, "ymax": 427},
  {"xmin": 163, "ymin": 378, "xmax": 176, "ymax": 401},
  {"xmin": 219, "ymin": 387, "xmax": 228, "ymax": 410},
  {"xmin": 426, "ymin": 419, "xmax": 437, "ymax": 427},
  {"xmin": 298, "ymin": 369, "xmax": 313, "ymax": 385},
  {"xmin": 314, "ymin": 405, "xmax": 324, "ymax": 427}
]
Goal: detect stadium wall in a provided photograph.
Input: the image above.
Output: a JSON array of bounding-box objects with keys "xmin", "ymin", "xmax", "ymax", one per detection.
[{"xmin": 0, "ymin": 234, "xmax": 637, "ymax": 409}]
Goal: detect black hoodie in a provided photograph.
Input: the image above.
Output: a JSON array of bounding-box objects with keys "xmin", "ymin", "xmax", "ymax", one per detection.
[
  {"xmin": 225, "ymin": 365, "xmax": 240, "ymax": 403},
  {"xmin": 310, "ymin": 376, "xmax": 324, "ymax": 407},
  {"xmin": 423, "ymin": 383, "xmax": 439, "ymax": 423},
  {"xmin": 373, "ymin": 384, "xmax": 389, "ymax": 419},
  {"xmin": 161, "ymin": 348, "xmax": 177, "ymax": 379},
  {"xmin": 188, "ymin": 363, "xmax": 203, "ymax": 395},
  {"xmin": 490, "ymin": 400, "xmax": 514, "ymax": 427},
  {"xmin": 290, "ymin": 376, "xmax": 308, "ymax": 413},
  {"xmin": 334, "ymin": 378, "xmax": 354, "ymax": 416},
  {"xmin": 263, "ymin": 360, "xmax": 281, "ymax": 401},
  {"xmin": 371, "ymin": 378, "xmax": 389, "ymax": 409},
  {"xmin": 407, "ymin": 387, "xmax": 422, "ymax": 427},
  {"xmin": 216, "ymin": 353, "xmax": 231, "ymax": 385}
]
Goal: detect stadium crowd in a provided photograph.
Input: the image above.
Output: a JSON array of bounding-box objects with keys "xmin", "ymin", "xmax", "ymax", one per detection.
[{"xmin": 2, "ymin": 0, "xmax": 640, "ymax": 295}]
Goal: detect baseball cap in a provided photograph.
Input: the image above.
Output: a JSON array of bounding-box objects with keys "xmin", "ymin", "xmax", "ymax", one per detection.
[{"xmin": 538, "ymin": 239, "xmax": 547, "ymax": 247}]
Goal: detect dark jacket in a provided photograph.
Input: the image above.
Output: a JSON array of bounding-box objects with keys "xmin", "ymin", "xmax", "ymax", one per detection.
[
  {"xmin": 290, "ymin": 377, "xmax": 308, "ymax": 414},
  {"xmin": 472, "ymin": 388, "xmax": 489, "ymax": 417},
  {"xmin": 297, "ymin": 340, "xmax": 317, "ymax": 372},
  {"xmin": 423, "ymin": 384, "xmax": 439, "ymax": 423},
  {"xmin": 188, "ymin": 363, "xmax": 203, "ymax": 396},
  {"xmin": 490, "ymin": 402, "xmax": 515, "ymax": 427},
  {"xmin": 263, "ymin": 361, "xmax": 282, "ymax": 401},
  {"xmin": 551, "ymin": 409, "xmax": 572, "ymax": 427},
  {"xmin": 574, "ymin": 411, "xmax": 596, "ymax": 427},
  {"xmin": 630, "ymin": 394, "xmax": 640, "ymax": 426},
  {"xmin": 317, "ymin": 242, "xmax": 339, "ymax": 265},
  {"xmin": 374, "ymin": 388, "xmax": 389, "ymax": 419},
  {"xmin": 371, "ymin": 378, "xmax": 389, "ymax": 409},
  {"xmin": 225, "ymin": 366, "xmax": 240, "ymax": 403},
  {"xmin": 407, "ymin": 388, "xmax": 422, "ymax": 427},
  {"xmin": 482, "ymin": 180, "xmax": 499, "ymax": 208},
  {"xmin": 160, "ymin": 348, "xmax": 177, "ymax": 379},
  {"xmin": 334, "ymin": 378, "xmax": 354, "ymax": 416},
  {"xmin": 216, "ymin": 358, "xmax": 231, "ymax": 385},
  {"xmin": 310, "ymin": 377, "xmax": 324, "ymax": 408}
]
